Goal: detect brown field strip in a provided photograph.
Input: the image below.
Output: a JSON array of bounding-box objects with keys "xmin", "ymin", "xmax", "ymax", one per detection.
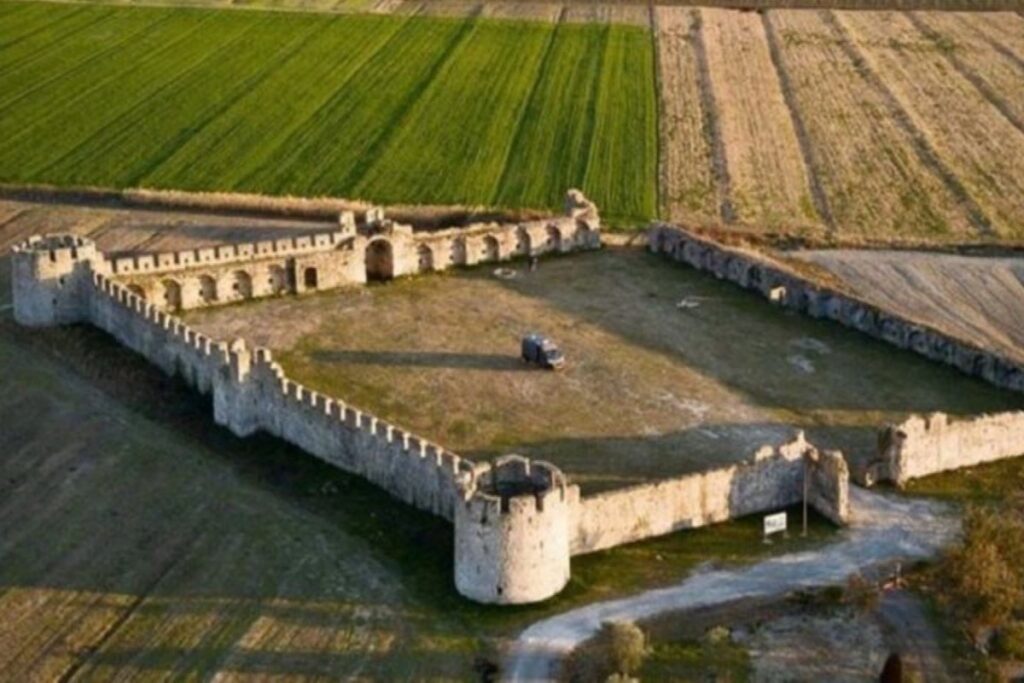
[
  {"xmin": 910, "ymin": 12, "xmax": 1024, "ymax": 135},
  {"xmin": 654, "ymin": 7, "xmax": 719, "ymax": 223},
  {"xmin": 838, "ymin": 11, "xmax": 1024, "ymax": 238},
  {"xmin": 700, "ymin": 8, "xmax": 817, "ymax": 230},
  {"xmin": 767, "ymin": 10, "xmax": 974, "ymax": 240},
  {"xmin": 971, "ymin": 11, "xmax": 1024, "ymax": 61}
]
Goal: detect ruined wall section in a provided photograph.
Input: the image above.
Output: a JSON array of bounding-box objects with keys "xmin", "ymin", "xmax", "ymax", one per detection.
[
  {"xmin": 869, "ymin": 411, "xmax": 1024, "ymax": 486},
  {"xmin": 571, "ymin": 433, "xmax": 849, "ymax": 555},
  {"xmin": 648, "ymin": 224, "xmax": 1024, "ymax": 393}
]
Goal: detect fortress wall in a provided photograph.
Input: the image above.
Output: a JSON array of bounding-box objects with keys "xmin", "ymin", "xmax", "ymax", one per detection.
[
  {"xmin": 87, "ymin": 273, "xmax": 226, "ymax": 393},
  {"xmin": 122, "ymin": 244, "xmax": 364, "ymax": 312},
  {"xmin": 109, "ymin": 230, "xmax": 350, "ymax": 278},
  {"xmin": 214, "ymin": 347, "xmax": 471, "ymax": 522},
  {"xmin": 873, "ymin": 411, "xmax": 1024, "ymax": 486},
  {"xmin": 649, "ymin": 224, "xmax": 1024, "ymax": 394},
  {"xmin": 571, "ymin": 433, "xmax": 848, "ymax": 555}
]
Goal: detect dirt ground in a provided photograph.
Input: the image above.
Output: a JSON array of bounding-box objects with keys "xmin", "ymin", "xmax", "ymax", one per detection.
[
  {"xmin": 795, "ymin": 249, "xmax": 1024, "ymax": 367},
  {"xmin": 0, "ymin": 196, "xmax": 337, "ymax": 254},
  {"xmin": 186, "ymin": 248, "xmax": 1021, "ymax": 493}
]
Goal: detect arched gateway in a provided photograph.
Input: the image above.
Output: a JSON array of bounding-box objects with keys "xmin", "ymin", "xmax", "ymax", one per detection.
[{"xmin": 365, "ymin": 239, "xmax": 394, "ymax": 281}]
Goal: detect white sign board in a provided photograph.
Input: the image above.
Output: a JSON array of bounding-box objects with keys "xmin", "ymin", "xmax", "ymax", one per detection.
[{"xmin": 763, "ymin": 512, "xmax": 787, "ymax": 536}]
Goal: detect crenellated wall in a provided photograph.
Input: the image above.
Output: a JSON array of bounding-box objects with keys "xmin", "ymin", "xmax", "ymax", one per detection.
[
  {"xmin": 868, "ymin": 411, "xmax": 1024, "ymax": 487},
  {"xmin": 571, "ymin": 432, "xmax": 849, "ymax": 555},
  {"xmin": 111, "ymin": 188, "xmax": 602, "ymax": 312},
  {"xmin": 648, "ymin": 224, "xmax": 1024, "ymax": 393},
  {"xmin": 9, "ymin": 205, "xmax": 868, "ymax": 606},
  {"xmin": 214, "ymin": 342, "xmax": 473, "ymax": 521}
]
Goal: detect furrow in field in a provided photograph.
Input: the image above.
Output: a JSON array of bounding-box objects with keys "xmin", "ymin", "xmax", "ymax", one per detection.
[
  {"xmin": 145, "ymin": 16, "xmax": 406, "ymax": 192},
  {"xmin": 769, "ymin": 10, "xmax": 972, "ymax": 240},
  {"xmin": 0, "ymin": 2, "xmax": 87, "ymax": 51},
  {"xmin": 119, "ymin": 18, "xmax": 326, "ymax": 186},
  {"xmin": 971, "ymin": 11, "xmax": 1024, "ymax": 62},
  {"xmin": 761, "ymin": 10, "xmax": 834, "ymax": 232},
  {"xmin": 654, "ymin": 7, "xmax": 718, "ymax": 224},
  {"xmin": 825, "ymin": 11, "xmax": 992, "ymax": 236},
  {"xmin": 839, "ymin": 11, "xmax": 1024, "ymax": 237},
  {"xmin": 354, "ymin": 20, "xmax": 555, "ymax": 206},
  {"xmin": 28, "ymin": 16, "xmax": 311, "ymax": 187},
  {"xmin": 241, "ymin": 17, "xmax": 473, "ymax": 197},
  {"xmin": 492, "ymin": 21, "xmax": 606, "ymax": 211},
  {"xmin": 913, "ymin": 12, "xmax": 1024, "ymax": 133},
  {"xmin": 0, "ymin": 5, "xmax": 116, "ymax": 74},
  {"xmin": 0, "ymin": 8, "xmax": 173, "ymax": 113},
  {"xmin": 700, "ymin": 8, "xmax": 816, "ymax": 230},
  {"xmin": 583, "ymin": 23, "xmax": 658, "ymax": 222},
  {"xmin": 0, "ymin": 12, "xmax": 251, "ymax": 179}
]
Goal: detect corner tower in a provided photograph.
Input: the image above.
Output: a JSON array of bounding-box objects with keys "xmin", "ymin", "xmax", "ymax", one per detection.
[
  {"xmin": 11, "ymin": 234, "xmax": 100, "ymax": 327},
  {"xmin": 454, "ymin": 455, "xmax": 574, "ymax": 604}
]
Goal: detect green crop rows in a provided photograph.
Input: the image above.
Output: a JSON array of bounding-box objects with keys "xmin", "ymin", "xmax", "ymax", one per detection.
[{"xmin": 0, "ymin": 2, "xmax": 658, "ymax": 222}]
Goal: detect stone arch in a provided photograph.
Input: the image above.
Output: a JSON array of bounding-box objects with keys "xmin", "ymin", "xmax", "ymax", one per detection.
[
  {"xmin": 546, "ymin": 225, "xmax": 562, "ymax": 252},
  {"xmin": 229, "ymin": 270, "xmax": 253, "ymax": 299},
  {"xmin": 198, "ymin": 274, "xmax": 217, "ymax": 304},
  {"xmin": 267, "ymin": 265, "xmax": 288, "ymax": 294},
  {"xmin": 515, "ymin": 227, "xmax": 531, "ymax": 257},
  {"xmin": 418, "ymin": 243, "xmax": 434, "ymax": 273},
  {"xmin": 576, "ymin": 223, "xmax": 592, "ymax": 247},
  {"xmin": 127, "ymin": 284, "xmax": 145, "ymax": 299},
  {"xmin": 366, "ymin": 239, "xmax": 393, "ymax": 281},
  {"xmin": 450, "ymin": 237, "xmax": 467, "ymax": 266},
  {"xmin": 303, "ymin": 267, "xmax": 318, "ymax": 290},
  {"xmin": 161, "ymin": 279, "xmax": 182, "ymax": 311},
  {"xmin": 482, "ymin": 235, "xmax": 500, "ymax": 261}
]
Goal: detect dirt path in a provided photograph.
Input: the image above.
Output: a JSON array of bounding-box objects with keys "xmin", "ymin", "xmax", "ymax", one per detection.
[
  {"xmin": 877, "ymin": 590, "xmax": 954, "ymax": 683},
  {"xmin": 503, "ymin": 487, "xmax": 957, "ymax": 681}
]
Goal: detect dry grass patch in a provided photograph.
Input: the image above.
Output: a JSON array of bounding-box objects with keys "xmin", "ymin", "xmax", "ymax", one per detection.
[
  {"xmin": 700, "ymin": 8, "xmax": 816, "ymax": 230},
  {"xmin": 838, "ymin": 11, "xmax": 1024, "ymax": 238},
  {"xmin": 654, "ymin": 7, "xmax": 718, "ymax": 223},
  {"xmin": 913, "ymin": 12, "xmax": 1024, "ymax": 130},
  {"xmin": 769, "ymin": 10, "xmax": 973, "ymax": 240}
]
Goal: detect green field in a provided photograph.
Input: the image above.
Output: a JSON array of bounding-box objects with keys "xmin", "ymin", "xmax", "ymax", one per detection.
[{"xmin": 0, "ymin": 1, "xmax": 657, "ymax": 222}]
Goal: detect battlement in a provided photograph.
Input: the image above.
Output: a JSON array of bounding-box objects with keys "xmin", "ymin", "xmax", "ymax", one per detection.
[
  {"xmin": 109, "ymin": 229, "xmax": 350, "ymax": 277},
  {"xmin": 12, "ymin": 233, "xmax": 97, "ymax": 261},
  {"xmin": 454, "ymin": 454, "xmax": 575, "ymax": 605}
]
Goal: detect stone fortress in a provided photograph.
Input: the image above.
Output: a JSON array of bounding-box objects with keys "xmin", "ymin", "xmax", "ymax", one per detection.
[{"xmin": 11, "ymin": 189, "xmax": 1022, "ymax": 605}]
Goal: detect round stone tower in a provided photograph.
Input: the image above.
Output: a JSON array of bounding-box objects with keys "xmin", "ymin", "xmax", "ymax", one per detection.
[
  {"xmin": 11, "ymin": 234, "xmax": 99, "ymax": 327},
  {"xmin": 454, "ymin": 455, "xmax": 572, "ymax": 604}
]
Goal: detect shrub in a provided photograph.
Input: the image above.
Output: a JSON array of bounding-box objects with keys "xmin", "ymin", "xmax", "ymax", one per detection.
[
  {"xmin": 562, "ymin": 620, "xmax": 648, "ymax": 682},
  {"xmin": 941, "ymin": 506, "xmax": 1024, "ymax": 625},
  {"xmin": 602, "ymin": 621, "xmax": 648, "ymax": 676},
  {"xmin": 994, "ymin": 622, "xmax": 1024, "ymax": 660}
]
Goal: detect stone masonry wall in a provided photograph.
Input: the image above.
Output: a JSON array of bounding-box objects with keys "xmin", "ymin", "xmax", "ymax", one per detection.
[
  {"xmin": 870, "ymin": 411, "xmax": 1024, "ymax": 486},
  {"xmin": 214, "ymin": 342, "xmax": 473, "ymax": 521},
  {"xmin": 648, "ymin": 224, "xmax": 1024, "ymax": 393},
  {"xmin": 11, "ymin": 210, "xmax": 870, "ymax": 605},
  {"xmin": 571, "ymin": 433, "xmax": 849, "ymax": 555}
]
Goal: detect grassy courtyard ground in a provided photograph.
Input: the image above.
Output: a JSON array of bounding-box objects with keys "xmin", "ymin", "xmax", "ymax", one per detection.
[
  {"xmin": 186, "ymin": 248, "xmax": 1021, "ymax": 493},
  {"xmin": 0, "ymin": 1, "xmax": 656, "ymax": 223}
]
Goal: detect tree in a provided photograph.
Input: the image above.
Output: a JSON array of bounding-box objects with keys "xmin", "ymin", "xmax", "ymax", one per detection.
[{"xmin": 600, "ymin": 620, "xmax": 647, "ymax": 676}]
